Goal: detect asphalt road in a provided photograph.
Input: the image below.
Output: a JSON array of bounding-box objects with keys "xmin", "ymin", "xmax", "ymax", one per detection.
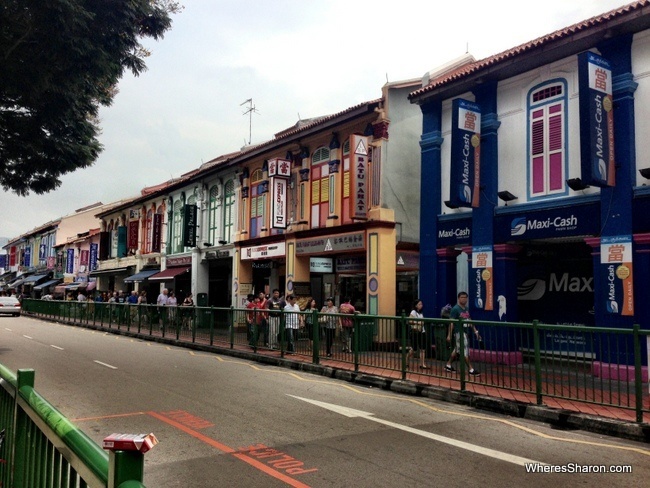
[{"xmin": 1, "ymin": 314, "xmax": 649, "ymax": 487}]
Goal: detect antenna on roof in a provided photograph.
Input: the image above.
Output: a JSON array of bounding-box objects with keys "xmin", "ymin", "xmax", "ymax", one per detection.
[
  {"xmin": 240, "ymin": 98, "xmax": 259, "ymax": 145},
  {"xmin": 386, "ymin": 73, "xmax": 389, "ymax": 83},
  {"xmin": 466, "ymin": 42, "xmax": 469, "ymax": 54},
  {"xmin": 297, "ymin": 112, "xmax": 301, "ymax": 122}
]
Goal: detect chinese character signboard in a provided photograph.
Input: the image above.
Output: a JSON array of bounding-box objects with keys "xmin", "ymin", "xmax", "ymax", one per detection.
[
  {"xmin": 267, "ymin": 158, "xmax": 291, "ymax": 177},
  {"xmin": 600, "ymin": 236, "xmax": 633, "ymax": 316},
  {"xmin": 471, "ymin": 245, "xmax": 493, "ymax": 311},
  {"xmin": 449, "ymin": 99, "xmax": 481, "ymax": 208},
  {"xmin": 152, "ymin": 214, "xmax": 163, "ymax": 253},
  {"xmin": 349, "ymin": 134, "xmax": 369, "ymax": 220},
  {"xmin": 24, "ymin": 246, "xmax": 31, "ymax": 268},
  {"xmin": 241, "ymin": 242, "xmax": 286, "ymax": 260},
  {"xmin": 578, "ymin": 51, "xmax": 615, "ymax": 187}
]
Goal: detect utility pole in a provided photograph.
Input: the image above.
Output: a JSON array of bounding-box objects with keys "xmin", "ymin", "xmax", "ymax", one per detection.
[{"xmin": 240, "ymin": 98, "xmax": 259, "ymax": 146}]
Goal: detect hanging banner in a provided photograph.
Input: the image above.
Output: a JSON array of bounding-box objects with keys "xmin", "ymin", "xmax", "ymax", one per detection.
[
  {"xmin": 66, "ymin": 249, "xmax": 75, "ymax": 274},
  {"xmin": 349, "ymin": 134, "xmax": 369, "ymax": 220},
  {"xmin": 449, "ymin": 99, "xmax": 481, "ymax": 208},
  {"xmin": 90, "ymin": 243, "xmax": 98, "ymax": 271},
  {"xmin": 600, "ymin": 236, "xmax": 634, "ymax": 316},
  {"xmin": 128, "ymin": 220, "xmax": 139, "ymax": 249},
  {"xmin": 0, "ymin": 255, "xmax": 6, "ymax": 269},
  {"xmin": 24, "ymin": 246, "xmax": 31, "ymax": 268},
  {"xmin": 271, "ymin": 177, "xmax": 288, "ymax": 229},
  {"xmin": 183, "ymin": 204, "xmax": 197, "ymax": 247},
  {"xmin": 80, "ymin": 249, "xmax": 89, "ymax": 266},
  {"xmin": 471, "ymin": 245, "xmax": 493, "ymax": 311},
  {"xmin": 39, "ymin": 243, "xmax": 47, "ymax": 260},
  {"xmin": 152, "ymin": 214, "xmax": 163, "ymax": 253},
  {"xmin": 578, "ymin": 51, "xmax": 615, "ymax": 187}
]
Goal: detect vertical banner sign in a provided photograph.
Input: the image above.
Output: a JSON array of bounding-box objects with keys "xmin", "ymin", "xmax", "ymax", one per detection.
[
  {"xmin": 39, "ymin": 243, "xmax": 47, "ymax": 260},
  {"xmin": 271, "ymin": 177, "xmax": 288, "ymax": 229},
  {"xmin": 89, "ymin": 243, "xmax": 98, "ymax": 271},
  {"xmin": 80, "ymin": 250, "xmax": 89, "ymax": 266},
  {"xmin": 128, "ymin": 220, "xmax": 139, "ymax": 250},
  {"xmin": 183, "ymin": 204, "xmax": 197, "ymax": 247},
  {"xmin": 578, "ymin": 51, "xmax": 615, "ymax": 187},
  {"xmin": 152, "ymin": 214, "xmax": 163, "ymax": 253},
  {"xmin": 472, "ymin": 245, "xmax": 493, "ymax": 311},
  {"xmin": 601, "ymin": 236, "xmax": 634, "ymax": 316},
  {"xmin": 66, "ymin": 249, "xmax": 75, "ymax": 274},
  {"xmin": 0, "ymin": 255, "xmax": 6, "ymax": 269},
  {"xmin": 450, "ymin": 99, "xmax": 481, "ymax": 208},
  {"xmin": 47, "ymin": 256, "xmax": 55, "ymax": 269},
  {"xmin": 349, "ymin": 134, "xmax": 369, "ymax": 220},
  {"xmin": 24, "ymin": 246, "xmax": 31, "ymax": 267}
]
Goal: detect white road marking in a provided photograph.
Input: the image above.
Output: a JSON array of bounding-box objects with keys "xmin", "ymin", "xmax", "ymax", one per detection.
[
  {"xmin": 94, "ymin": 360, "xmax": 118, "ymax": 370},
  {"xmin": 50, "ymin": 345, "xmax": 64, "ymax": 350},
  {"xmin": 289, "ymin": 395, "xmax": 547, "ymax": 467},
  {"xmin": 23, "ymin": 335, "xmax": 33, "ymax": 339}
]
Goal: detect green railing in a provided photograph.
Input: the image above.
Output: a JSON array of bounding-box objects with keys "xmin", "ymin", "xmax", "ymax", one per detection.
[
  {"xmin": 22, "ymin": 299, "xmax": 650, "ymax": 422},
  {"xmin": 0, "ymin": 363, "xmax": 149, "ymax": 487}
]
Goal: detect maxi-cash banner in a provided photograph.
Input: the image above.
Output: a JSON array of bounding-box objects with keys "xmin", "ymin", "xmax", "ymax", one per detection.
[
  {"xmin": 449, "ymin": 99, "xmax": 481, "ymax": 208},
  {"xmin": 578, "ymin": 51, "xmax": 615, "ymax": 187},
  {"xmin": 600, "ymin": 235, "xmax": 633, "ymax": 316},
  {"xmin": 471, "ymin": 245, "xmax": 493, "ymax": 311}
]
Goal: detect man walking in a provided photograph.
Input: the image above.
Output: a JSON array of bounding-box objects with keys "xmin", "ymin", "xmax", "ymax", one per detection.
[
  {"xmin": 157, "ymin": 288, "xmax": 169, "ymax": 329},
  {"xmin": 445, "ymin": 291, "xmax": 481, "ymax": 376},
  {"xmin": 266, "ymin": 289, "xmax": 285, "ymax": 349}
]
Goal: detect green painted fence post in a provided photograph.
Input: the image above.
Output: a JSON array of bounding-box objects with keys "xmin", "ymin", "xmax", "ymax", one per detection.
[
  {"xmin": 400, "ymin": 313, "xmax": 408, "ymax": 380},
  {"xmin": 13, "ymin": 369, "xmax": 36, "ymax": 488},
  {"xmin": 533, "ymin": 320, "xmax": 543, "ymax": 405},
  {"xmin": 633, "ymin": 324, "xmax": 643, "ymax": 423},
  {"xmin": 312, "ymin": 309, "xmax": 319, "ymax": 365},
  {"xmin": 229, "ymin": 307, "xmax": 235, "ymax": 348},
  {"xmin": 108, "ymin": 450, "xmax": 144, "ymax": 488}
]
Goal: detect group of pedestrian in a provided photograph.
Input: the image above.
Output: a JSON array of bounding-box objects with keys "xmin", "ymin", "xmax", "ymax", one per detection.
[
  {"xmin": 244, "ymin": 293, "xmax": 358, "ymax": 357},
  {"xmin": 155, "ymin": 288, "xmax": 194, "ymax": 328}
]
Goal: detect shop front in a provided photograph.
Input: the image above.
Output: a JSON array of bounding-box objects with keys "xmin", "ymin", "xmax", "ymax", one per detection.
[
  {"xmin": 149, "ymin": 255, "xmax": 192, "ymax": 303},
  {"xmin": 237, "ymin": 242, "xmax": 286, "ymax": 307}
]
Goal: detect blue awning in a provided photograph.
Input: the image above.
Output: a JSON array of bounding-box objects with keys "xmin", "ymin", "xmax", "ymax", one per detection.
[
  {"xmin": 123, "ymin": 269, "xmax": 160, "ymax": 283},
  {"xmin": 33, "ymin": 279, "xmax": 61, "ymax": 291}
]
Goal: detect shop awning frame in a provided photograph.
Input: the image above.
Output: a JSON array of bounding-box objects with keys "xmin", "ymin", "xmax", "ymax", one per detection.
[
  {"xmin": 123, "ymin": 269, "xmax": 160, "ymax": 283},
  {"xmin": 33, "ymin": 279, "xmax": 62, "ymax": 291},
  {"xmin": 89, "ymin": 266, "xmax": 133, "ymax": 277},
  {"xmin": 147, "ymin": 267, "xmax": 191, "ymax": 282},
  {"xmin": 22, "ymin": 273, "xmax": 51, "ymax": 285}
]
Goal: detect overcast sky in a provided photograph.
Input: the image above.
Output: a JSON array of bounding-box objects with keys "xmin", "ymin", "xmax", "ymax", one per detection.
[{"xmin": 0, "ymin": 0, "xmax": 629, "ymax": 240}]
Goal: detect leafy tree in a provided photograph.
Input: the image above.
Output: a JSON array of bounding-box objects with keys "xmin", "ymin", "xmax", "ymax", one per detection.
[{"xmin": 0, "ymin": 0, "xmax": 182, "ymax": 195}]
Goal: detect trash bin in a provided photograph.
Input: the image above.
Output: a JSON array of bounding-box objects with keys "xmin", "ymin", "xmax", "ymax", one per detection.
[
  {"xmin": 432, "ymin": 322, "xmax": 451, "ymax": 361},
  {"xmin": 356, "ymin": 318, "xmax": 376, "ymax": 352},
  {"xmin": 196, "ymin": 293, "xmax": 210, "ymax": 329}
]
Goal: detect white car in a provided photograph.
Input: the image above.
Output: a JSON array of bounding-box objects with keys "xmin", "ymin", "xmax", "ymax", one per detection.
[{"xmin": 0, "ymin": 296, "xmax": 21, "ymax": 316}]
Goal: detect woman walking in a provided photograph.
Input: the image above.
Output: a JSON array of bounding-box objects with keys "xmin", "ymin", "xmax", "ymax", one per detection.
[{"xmin": 409, "ymin": 299, "xmax": 429, "ymax": 370}]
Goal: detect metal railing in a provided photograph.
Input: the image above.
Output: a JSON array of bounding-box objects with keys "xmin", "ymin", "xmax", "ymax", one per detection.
[
  {"xmin": 21, "ymin": 299, "xmax": 650, "ymax": 422},
  {"xmin": 0, "ymin": 363, "xmax": 148, "ymax": 487}
]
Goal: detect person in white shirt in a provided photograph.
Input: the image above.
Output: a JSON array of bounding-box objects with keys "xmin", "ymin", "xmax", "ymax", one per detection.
[
  {"xmin": 156, "ymin": 288, "xmax": 169, "ymax": 328},
  {"xmin": 283, "ymin": 295, "xmax": 303, "ymax": 354}
]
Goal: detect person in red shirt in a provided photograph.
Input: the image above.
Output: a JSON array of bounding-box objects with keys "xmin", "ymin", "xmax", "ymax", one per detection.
[
  {"xmin": 257, "ymin": 291, "xmax": 269, "ymax": 347},
  {"xmin": 339, "ymin": 296, "xmax": 356, "ymax": 353},
  {"xmin": 246, "ymin": 294, "xmax": 262, "ymax": 351}
]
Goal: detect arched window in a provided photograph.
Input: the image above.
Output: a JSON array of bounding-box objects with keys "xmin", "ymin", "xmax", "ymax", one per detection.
[
  {"xmin": 208, "ymin": 185, "xmax": 219, "ymax": 246},
  {"xmin": 311, "ymin": 146, "xmax": 330, "ymax": 228},
  {"xmin": 223, "ymin": 180, "xmax": 235, "ymax": 243},
  {"xmin": 250, "ymin": 169, "xmax": 265, "ymax": 238},
  {"xmin": 172, "ymin": 200, "xmax": 183, "ymax": 254},
  {"xmin": 528, "ymin": 80, "xmax": 567, "ymax": 198}
]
